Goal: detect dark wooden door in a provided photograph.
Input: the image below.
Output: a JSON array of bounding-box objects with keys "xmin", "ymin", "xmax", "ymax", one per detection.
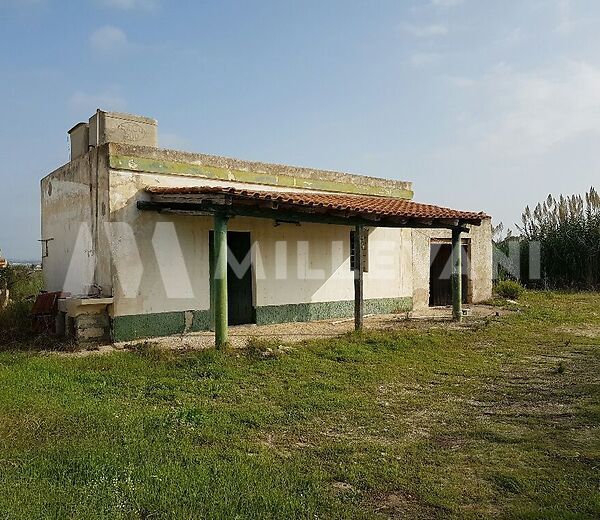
[
  {"xmin": 429, "ymin": 243, "xmax": 469, "ymax": 306},
  {"xmin": 226, "ymin": 232, "xmax": 254, "ymax": 325},
  {"xmin": 209, "ymin": 231, "xmax": 255, "ymax": 326}
]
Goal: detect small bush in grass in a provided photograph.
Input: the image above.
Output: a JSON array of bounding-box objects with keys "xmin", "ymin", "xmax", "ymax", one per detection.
[
  {"xmin": 490, "ymin": 473, "xmax": 525, "ymax": 494},
  {"xmin": 0, "ymin": 299, "xmax": 76, "ymax": 351},
  {"xmin": 245, "ymin": 337, "xmax": 293, "ymax": 359},
  {"xmin": 494, "ymin": 280, "xmax": 524, "ymax": 300},
  {"xmin": 0, "ymin": 300, "xmax": 34, "ymax": 346},
  {"xmin": 0, "ymin": 265, "xmax": 46, "ymax": 349},
  {"xmin": 131, "ymin": 341, "xmax": 174, "ymax": 362},
  {"xmin": 0, "ymin": 265, "xmax": 43, "ymax": 302}
]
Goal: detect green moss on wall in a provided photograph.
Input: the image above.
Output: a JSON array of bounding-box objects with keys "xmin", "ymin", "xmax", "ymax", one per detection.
[{"xmin": 109, "ymin": 154, "xmax": 414, "ymax": 199}]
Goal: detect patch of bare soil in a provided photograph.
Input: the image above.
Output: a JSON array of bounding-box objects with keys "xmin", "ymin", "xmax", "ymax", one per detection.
[
  {"xmin": 371, "ymin": 490, "xmax": 449, "ymax": 519},
  {"xmin": 476, "ymin": 340, "xmax": 599, "ymax": 425},
  {"xmin": 331, "ymin": 481, "xmax": 356, "ymax": 494},
  {"xmin": 45, "ymin": 343, "xmax": 119, "ymax": 358},
  {"xmin": 554, "ymin": 324, "xmax": 600, "ymax": 339},
  {"xmin": 432, "ymin": 434, "xmax": 466, "ymax": 450}
]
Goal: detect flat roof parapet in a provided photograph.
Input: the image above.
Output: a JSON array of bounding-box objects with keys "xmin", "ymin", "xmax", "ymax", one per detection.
[{"xmin": 108, "ymin": 143, "xmax": 414, "ymax": 199}]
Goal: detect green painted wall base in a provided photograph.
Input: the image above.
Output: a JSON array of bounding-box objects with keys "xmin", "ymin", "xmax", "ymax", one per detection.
[
  {"xmin": 255, "ymin": 297, "xmax": 413, "ymax": 325},
  {"xmin": 112, "ymin": 310, "xmax": 210, "ymax": 342},
  {"xmin": 111, "ymin": 297, "xmax": 413, "ymax": 342}
]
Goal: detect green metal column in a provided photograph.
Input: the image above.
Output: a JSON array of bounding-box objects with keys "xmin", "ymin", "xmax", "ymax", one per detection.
[
  {"xmin": 451, "ymin": 226, "xmax": 463, "ymax": 322},
  {"xmin": 354, "ymin": 224, "xmax": 364, "ymax": 331},
  {"xmin": 213, "ymin": 212, "xmax": 229, "ymax": 348}
]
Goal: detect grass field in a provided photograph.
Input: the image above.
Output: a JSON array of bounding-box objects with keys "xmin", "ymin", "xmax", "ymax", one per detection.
[{"xmin": 0, "ymin": 292, "xmax": 598, "ymax": 519}]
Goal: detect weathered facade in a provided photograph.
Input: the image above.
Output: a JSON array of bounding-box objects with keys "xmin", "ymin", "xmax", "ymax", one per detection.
[{"xmin": 41, "ymin": 110, "xmax": 492, "ymax": 343}]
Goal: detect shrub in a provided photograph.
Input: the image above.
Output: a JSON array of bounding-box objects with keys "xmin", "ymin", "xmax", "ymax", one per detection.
[
  {"xmin": 245, "ymin": 337, "xmax": 293, "ymax": 359},
  {"xmin": 0, "ymin": 265, "xmax": 43, "ymax": 302},
  {"xmin": 131, "ymin": 341, "xmax": 172, "ymax": 361},
  {"xmin": 0, "ymin": 300, "xmax": 35, "ymax": 347},
  {"xmin": 494, "ymin": 280, "xmax": 524, "ymax": 300},
  {"xmin": 0, "ymin": 299, "xmax": 74, "ymax": 351},
  {"xmin": 518, "ymin": 187, "xmax": 600, "ymax": 290}
]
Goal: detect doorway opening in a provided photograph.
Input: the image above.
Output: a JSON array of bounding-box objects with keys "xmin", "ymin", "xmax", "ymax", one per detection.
[
  {"xmin": 429, "ymin": 241, "xmax": 470, "ymax": 306},
  {"xmin": 209, "ymin": 231, "xmax": 255, "ymax": 326}
]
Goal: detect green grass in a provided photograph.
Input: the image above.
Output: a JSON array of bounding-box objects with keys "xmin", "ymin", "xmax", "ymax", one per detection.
[{"xmin": 0, "ymin": 292, "xmax": 599, "ymax": 519}]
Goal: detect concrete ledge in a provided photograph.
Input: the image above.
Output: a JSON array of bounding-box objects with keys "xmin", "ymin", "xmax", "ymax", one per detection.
[{"xmin": 58, "ymin": 297, "xmax": 114, "ymax": 317}]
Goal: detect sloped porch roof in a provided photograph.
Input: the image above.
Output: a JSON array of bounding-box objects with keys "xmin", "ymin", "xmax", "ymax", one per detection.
[{"xmin": 140, "ymin": 185, "xmax": 488, "ymax": 229}]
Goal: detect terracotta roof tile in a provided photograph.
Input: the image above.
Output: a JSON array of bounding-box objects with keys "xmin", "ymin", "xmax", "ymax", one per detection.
[{"xmin": 145, "ymin": 186, "xmax": 488, "ymax": 223}]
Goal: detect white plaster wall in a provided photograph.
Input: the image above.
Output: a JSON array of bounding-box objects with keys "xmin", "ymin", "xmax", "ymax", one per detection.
[
  {"xmin": 95, "ymin": 150, "xmax": 112, "ymax": 295},
  {"xmin": 107, "ymin": 169, "xmax": 413, "ymax": 317},
  {"xmin": 238, "ymin": 220, "xmax": 408, "ymax": 307},
  {"xmin": 41, "ymin": 155, "xmax": 96, "ymax": 295},
  {"xmin": 108, "ymin": 171, "xmax": 211, "ymax": 316},
  {"xmin": 467, "ymin": 220, "xmax": 493, "ymax": 303}
]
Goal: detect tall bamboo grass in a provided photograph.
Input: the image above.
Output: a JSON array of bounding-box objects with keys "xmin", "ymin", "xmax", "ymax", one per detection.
[{"xmin": 518, "ymin": 187, "xmax": 600, "ymax": 289}]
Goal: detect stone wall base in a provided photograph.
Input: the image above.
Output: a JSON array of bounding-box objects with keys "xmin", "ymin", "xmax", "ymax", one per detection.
[{"xmin": 61, "ymin": 312, "xmax": 110, "ymax": 344}]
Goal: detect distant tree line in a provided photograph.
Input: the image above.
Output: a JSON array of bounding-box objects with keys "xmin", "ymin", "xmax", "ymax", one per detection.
[{"xmin": 494, "ymin": 187, "xmax": 600, "ymax": 290}]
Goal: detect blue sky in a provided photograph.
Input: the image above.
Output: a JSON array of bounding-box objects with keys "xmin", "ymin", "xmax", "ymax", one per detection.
[{"xmin": 1, "ymin": 0, "xmax": 599, "ymax": 260}]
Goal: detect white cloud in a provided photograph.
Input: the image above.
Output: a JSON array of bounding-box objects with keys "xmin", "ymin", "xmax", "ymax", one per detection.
[
  {"xmin": 409, "ymin": 52, "xmax": 440, "ymax": 67},
  {"xmin": 471, "ymin": 61, "xmax": 600, "ymax": 158},
  {"xmin": 89, "ymin": 25, "xmax": 128, "ymax": 54},
  {"xmin": 419, "ymin": 59, "xmax": 600, "ymax": 230},
  {"xmin": 96, "ymin": 0, "xmax": 158, "ymax": 10},
  {"xmin": 402, "ymin": 23, "xmax": 448, "ymax": 37},
  {"xmin": 69, "ymin": 88, "xmax": 126, "ymax": 113}
]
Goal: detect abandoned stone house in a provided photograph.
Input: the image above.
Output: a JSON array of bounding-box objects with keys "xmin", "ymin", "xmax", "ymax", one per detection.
[{"xmin": 41, "ymin": 110, "xmax": 492, "ymax": 344}]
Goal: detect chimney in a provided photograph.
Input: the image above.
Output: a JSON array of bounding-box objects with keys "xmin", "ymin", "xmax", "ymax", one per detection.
[
  {"xmin": 68, "ymin": 122, "xmax": 90, "ymax": 160},
  {"xmin": 88, "ymin": 110, "xmax": 158, "ymax": 148}
]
